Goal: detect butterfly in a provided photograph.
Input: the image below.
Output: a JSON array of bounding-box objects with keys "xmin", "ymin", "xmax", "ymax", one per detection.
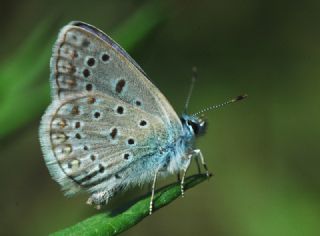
[{"xmin": 39, "ymin": 21, "xmax": 247, "ymax": 214}]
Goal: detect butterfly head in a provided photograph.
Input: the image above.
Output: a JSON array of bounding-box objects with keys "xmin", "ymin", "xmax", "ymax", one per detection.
[
  {"xmin": 180, "ymin": 114, "xmax": 207, "ymax": 137},
  {"xmin": 181, "ymin": 93, "xmax": 248, "ymax": 137}
]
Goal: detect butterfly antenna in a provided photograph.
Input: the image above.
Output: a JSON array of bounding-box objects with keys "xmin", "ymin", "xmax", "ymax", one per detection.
[
  {"xmin": 184, "ymin": 66, "xmax": 197, "ymax": 113},
  {"xmin": 192, "ymin": 94, "xmax": 248, "ymax": 116}
]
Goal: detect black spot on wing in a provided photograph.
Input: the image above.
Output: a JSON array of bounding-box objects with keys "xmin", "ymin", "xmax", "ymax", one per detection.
[
  {"xmin": 110, "ymin": 128, "xmax": 117, "ymax": 139},
  {"xmin": 115, "ymin": 79, "xmax": 126, "ymax": 93},
  {"xmin": 71, "ymin": 21, "xmax": 149, "ymax": 78}
]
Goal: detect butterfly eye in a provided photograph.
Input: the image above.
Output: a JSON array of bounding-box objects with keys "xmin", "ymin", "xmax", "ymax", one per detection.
[{"xmin": 187, "ymin": 120, "xmax": 200, "ymax": 135}]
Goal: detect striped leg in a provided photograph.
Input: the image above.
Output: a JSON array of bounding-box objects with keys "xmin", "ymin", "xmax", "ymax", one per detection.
[
  {"xmin": 180, "ymin": 154, "xmax": 192, "ymax": 197},
  {"xmin": 194, "ymin": 149, "xmax": 210, "ymax": 177},
  {"xmin": 149, "ymin": 169, "xmax": 159, "ymax": 215}
]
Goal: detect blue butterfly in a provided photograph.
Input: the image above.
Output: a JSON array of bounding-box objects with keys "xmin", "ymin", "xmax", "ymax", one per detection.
[{"xmin": 39, "ymin": 21, "xmax": 247, "ymax": 214}]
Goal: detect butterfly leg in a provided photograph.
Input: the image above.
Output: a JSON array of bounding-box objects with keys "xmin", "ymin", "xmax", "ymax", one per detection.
[
  {"xmin": 194, "ymin": 149, "xmax": 210, "ymax": 177},
  {"xmin": 180, "ymin": 154, "xmax": 192, "ymax": 198},
  {"xmin": 194, "ymin": 156, "xmax": 202, "ymax": 174},
  {"xmin": 149, "ymin": 169, "xmax": 160, "ymax": 215}
]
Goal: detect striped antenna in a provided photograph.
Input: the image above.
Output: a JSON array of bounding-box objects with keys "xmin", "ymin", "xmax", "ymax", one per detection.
[{"xmin": 192, "ymin": 94, "xmax": 248, "ymax": 116}]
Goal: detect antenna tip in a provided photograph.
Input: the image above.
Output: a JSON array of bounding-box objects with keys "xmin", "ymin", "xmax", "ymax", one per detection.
[{"xmin": 232, "ymin": 94, "xmax": 248, "ymax": 102}]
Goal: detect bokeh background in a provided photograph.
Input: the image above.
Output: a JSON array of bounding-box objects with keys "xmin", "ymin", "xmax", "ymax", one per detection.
[{"xmin": 1, "ymin": 0, "xmax": 319, "ymax": 235}]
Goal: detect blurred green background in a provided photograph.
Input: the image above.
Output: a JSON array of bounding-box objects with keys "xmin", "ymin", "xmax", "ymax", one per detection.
[{"xmin": 1, "ymin": 0, "xmax": 319, "ymax": 235}]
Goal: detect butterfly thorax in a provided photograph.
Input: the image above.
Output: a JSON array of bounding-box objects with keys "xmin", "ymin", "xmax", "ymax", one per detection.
[{"xmin": 162, "ymin": 114, "xmax": 207, "ymax": 174}]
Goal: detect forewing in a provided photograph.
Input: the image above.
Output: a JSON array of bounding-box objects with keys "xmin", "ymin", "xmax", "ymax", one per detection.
[{"xmin": 50, "ymin": 21, "xmax": 181, "ymax": 138}]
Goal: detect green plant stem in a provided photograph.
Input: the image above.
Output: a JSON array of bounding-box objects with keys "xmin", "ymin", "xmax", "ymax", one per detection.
[{"xmin": 51, "ymin": 174, "xmax": 210, "ymax": 236}]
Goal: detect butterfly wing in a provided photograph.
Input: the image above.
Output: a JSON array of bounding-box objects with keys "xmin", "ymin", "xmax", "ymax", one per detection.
[
  {"xmin": 50, "ymin": 21, "xmax": 180, "ymax": 134},
  {"xmin": 40, "ymin": 22, "xmax": 182, "ymax": 199}
]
